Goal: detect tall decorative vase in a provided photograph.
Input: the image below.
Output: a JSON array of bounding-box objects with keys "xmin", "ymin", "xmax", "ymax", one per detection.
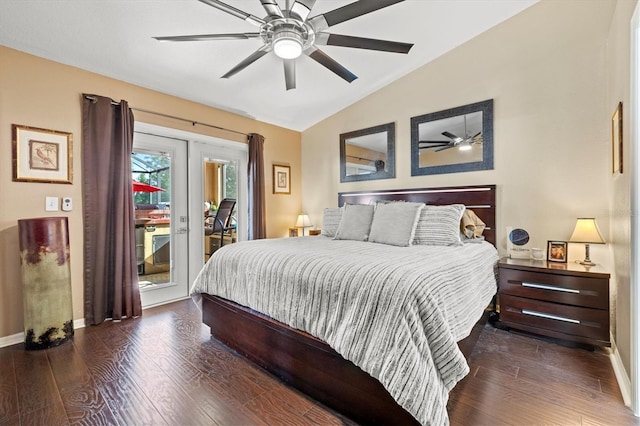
[{"xmin": 18, "ymin": 217, "xmax": 73, "ymax": 350}]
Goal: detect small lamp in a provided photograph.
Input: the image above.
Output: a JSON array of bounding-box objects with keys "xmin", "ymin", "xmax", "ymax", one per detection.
[
  {"xmin": 295, "ymin": 214, "xmax": 313, "ymax": 236},
  {"xmin": 569, "ymin": 218, "xmax": 605, "ymax": 266}
]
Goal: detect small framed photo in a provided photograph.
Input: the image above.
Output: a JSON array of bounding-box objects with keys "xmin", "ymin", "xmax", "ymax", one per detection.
[
  {"xmin": 612, "ymin": 101, "xmax": 623, "ymax": 174},
  {"xmin": 12, "ymin": 124, "xmax": 73, "ymax": 184},
  {"xmin": 547, "ymin": 240, "xmax": 568, "ymax": 263},
  {"xmin": 273, "ymin": 164, "xmax": 291, "ymax": 194},
  {"xmin": 288, "ymin": 227, "xmax": 299, "ymax": 237}
]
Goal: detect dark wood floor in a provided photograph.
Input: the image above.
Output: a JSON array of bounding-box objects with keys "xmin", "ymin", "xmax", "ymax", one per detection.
[{"xmin": 1, "ymin": 299, "xmax": 638, "ymax": 426}]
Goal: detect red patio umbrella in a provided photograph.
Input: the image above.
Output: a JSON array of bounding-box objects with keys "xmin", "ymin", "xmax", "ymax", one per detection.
[{"xmin": 132, "ymin": 180, "xmax": 165, "ymax": 193}]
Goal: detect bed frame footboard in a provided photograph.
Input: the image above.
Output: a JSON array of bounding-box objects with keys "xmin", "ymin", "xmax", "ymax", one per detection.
[{"xmin": 202, "ymin": 293, "xmax": 486, "ymax": 425}]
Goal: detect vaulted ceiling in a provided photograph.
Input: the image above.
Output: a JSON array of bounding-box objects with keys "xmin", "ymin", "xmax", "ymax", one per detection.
[{"xmin": 0, "ymin": 0, "xmax": 537, "ymax": 131}]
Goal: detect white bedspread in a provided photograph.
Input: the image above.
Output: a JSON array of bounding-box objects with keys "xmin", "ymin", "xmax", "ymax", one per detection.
[{"xmin": 190, "ymin": 236, "xmax": 499, "ymax": 425}]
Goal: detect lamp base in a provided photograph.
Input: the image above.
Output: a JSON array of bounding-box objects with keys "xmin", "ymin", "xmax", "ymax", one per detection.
[{"xmin": 577, "ymin": 243, "xmax": 596, "ymax": 266}]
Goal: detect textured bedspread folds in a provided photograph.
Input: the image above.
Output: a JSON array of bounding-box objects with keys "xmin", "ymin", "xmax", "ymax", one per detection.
[{"xmin": 190, "ymin": 236, "xmax": 499, "ymax": 425}]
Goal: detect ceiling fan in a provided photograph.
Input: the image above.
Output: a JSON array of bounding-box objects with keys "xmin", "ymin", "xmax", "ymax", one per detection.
[
  {"xmin": 154, "ymin": 0, "xmax": 413, "ymax": 90},
  {"xmin": 419, "ymin": 115, "xmax": 483, "ymax": 152}
]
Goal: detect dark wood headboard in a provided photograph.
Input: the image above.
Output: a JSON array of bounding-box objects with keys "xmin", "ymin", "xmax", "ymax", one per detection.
[{"xmin": 338, "ymin": 184, "xmax": 497, "ymax": 246}]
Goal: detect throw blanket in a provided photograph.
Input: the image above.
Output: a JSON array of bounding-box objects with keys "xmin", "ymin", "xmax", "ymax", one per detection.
[
  {"xmin": 461, "ymin": 209, "xmax": 486, "ymax": 239},
  {"xmin": 191, "ymin": 236, "xmax": 499, "ymax": 425}
]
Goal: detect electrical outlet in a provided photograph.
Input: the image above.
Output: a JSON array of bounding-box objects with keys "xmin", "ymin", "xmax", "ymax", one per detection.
[
  {"xmin": 62, "ymin": 197, "xmax": 72, "ymax": 211},
  {"xmin": 45, "ymin": 196, "xmax": 59, "ymax": 212}
]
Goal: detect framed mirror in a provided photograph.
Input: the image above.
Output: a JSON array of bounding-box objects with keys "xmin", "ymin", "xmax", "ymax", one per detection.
[
  {"xmin": 340, "ymin": 122, "xmax": 395, "ymax": 182},
  {"xmin": 410, "ymin": 99, "xmax": 493, "ymax": 176}
]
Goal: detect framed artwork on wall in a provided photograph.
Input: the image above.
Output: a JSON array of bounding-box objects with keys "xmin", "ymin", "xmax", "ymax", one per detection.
[
  {"xmin": 273, "ymin": 164, "xmax": 290, "ymax": 194},
  {"xmin": 12, "ymin": 124, "xmax": 73, "ymax": 184},
  {"xmin": 612, "ymin": 101, "xmax": 623, "ymax": 174}
]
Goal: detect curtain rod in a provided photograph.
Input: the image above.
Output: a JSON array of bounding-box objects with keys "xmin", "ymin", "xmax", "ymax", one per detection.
[{"xmin": 83, "ymin": 95, "xmax": 249, "ymax": 137}]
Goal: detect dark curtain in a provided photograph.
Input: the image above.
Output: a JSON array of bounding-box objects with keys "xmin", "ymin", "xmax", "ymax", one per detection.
[
  {"xmin": 247, "ymin": 133, "xmax": 266, "ymax": 240},
  {"xmin": 82, "ymin": 94, "xmax": 141, "ymax": 325}
]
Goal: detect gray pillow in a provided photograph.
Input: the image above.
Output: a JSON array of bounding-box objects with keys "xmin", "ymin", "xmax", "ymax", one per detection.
[
  {"xmin": 334, "ymin": 203, "xmax": 375, "ymax": 241},
  {"xmin": 413, "ymin": 204, "xmax": 465, "ymax": 246},
  {"xmin": 321, "ymin": 207, "xmax": 343, "ymax": 237},
  {"xmin": 368, "ymin": 201, "xmax": 424, "ymax": 247}
]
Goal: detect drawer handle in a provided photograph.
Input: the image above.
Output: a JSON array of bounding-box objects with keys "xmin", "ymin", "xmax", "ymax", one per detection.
[
  {"xmin": 522, "ymin": 309, "xmax": 581, "ymax": 324},
  {"xmin": 521, "ymin": 282, "xmax": 580, "ymax": 294}
]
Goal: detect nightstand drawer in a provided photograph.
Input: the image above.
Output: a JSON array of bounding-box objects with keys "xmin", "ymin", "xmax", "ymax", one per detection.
[
  {"xmin": 500, "ymin": 294, "xmax": 609, "ymax": 342},
  {"xmin": 499, "ymin": 268, "xmax": 608, "ymax": 310}
]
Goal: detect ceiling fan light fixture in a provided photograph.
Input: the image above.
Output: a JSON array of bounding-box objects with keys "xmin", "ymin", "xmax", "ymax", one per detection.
[
  {"xmin": 273, "ymin": 30, "xmax": 303, "ymax": 59},
  {"xmin": 458, "ymin": 143, "xmax": 472, "ymax": 151}
]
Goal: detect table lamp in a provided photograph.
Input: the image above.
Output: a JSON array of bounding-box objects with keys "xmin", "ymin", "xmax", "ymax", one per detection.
[
  {"xmin": 569, "ymin": 218, "xmax": 605, "ymax": 265},
  {"xmin": 295, "ymin": 214, "xmax": 313, "ymax": 236}
]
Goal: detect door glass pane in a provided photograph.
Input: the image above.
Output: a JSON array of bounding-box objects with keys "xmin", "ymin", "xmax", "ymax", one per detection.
[
  {"xmin": 132, "ymin": 151, "xmax": 172, "ymax": 288},
  {"xmin": 204, "ymin": 159, "xmax": 238, "ymax": 261}
]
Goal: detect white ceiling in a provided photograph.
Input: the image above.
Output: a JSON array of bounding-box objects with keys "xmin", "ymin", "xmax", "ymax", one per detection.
[{"xmin": 0, "ymin": 0, "xmax": 537, "ymax": 131}]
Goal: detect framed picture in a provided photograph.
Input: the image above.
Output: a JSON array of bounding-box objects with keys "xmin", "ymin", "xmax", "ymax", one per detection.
[
  {"xmin": 547, "ymin": 240, "xmax": 568, "ymax": 263},
  {"xmin": 273, "ymin": 164, "xmax": 291, "ymax": 194},
  {"xmin": 612, "ymin": 101, "xmax": 623, "ymax": 174},
  {"xmin": 288, "ymin": 227, "xmax": 299, "ymax": 237},
  {"xmin": 12, "ymin": 124, "xmax": 73, "ymax": 184},
  {"xmin": 506, "ymin": 226, "xmax": 531, "ymax": 259}
]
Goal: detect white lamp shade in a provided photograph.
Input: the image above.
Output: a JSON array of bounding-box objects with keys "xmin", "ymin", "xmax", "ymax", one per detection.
[
  {"xmin": 569, "ymin": 218, "xmax": 605, "ymax": 244},
  {"xmin": 295, "ymin": 214, "xmax": 312, "ymax": 228}
]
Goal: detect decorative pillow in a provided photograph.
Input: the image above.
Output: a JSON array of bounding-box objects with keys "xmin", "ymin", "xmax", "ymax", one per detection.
[
  {"xmin": 333, "ymin": 203, "xmax": 375, "ymax": 241},
  {"xmin": 413, "ymin": 204, "xmax": 465, "ymax": 246},
  {"xmin": 321, "ymin": 207, "xmax": 343, "ymax": 237},
  {"xmin": 368, "ymin": 201, "xmax": 424, "ymax": 247}
]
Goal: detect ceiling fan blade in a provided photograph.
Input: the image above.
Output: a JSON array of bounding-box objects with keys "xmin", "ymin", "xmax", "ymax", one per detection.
[
  {"xmin": 435, "ymin": 146, "xmax": 454, "ymax": 152},
  {"xmin": 284, "ymin": 59, "xmax": 296, "ymax": 91},
  {"xmin": 316, "ymin": 33, "xmax": 413, "ymax": 54},
  {"xmin": 442, "ymin": 131, "xmax": 464, "ymax": 143},
  {"xmin": 309, "ymin": 0, "xmax": 404, "ymax": 31},
  {"xmin": 221, "ymin": 45, "xmax": 270, "ymax": 79},
  {"xmin": 260, "ymin": 0, "xmax": 284, "ymax": 18},
  {"xmin": 154, "ymin": 33, "xmax": 260, "ymax": 42},
  {"xmin": 306, "ymin": 47, "xmax": 357, "ymax": 83},
  {"xmin": 419, "ymin": 141, "xmax": 450, "ymax": 145},
  {"xmin": 419, "ymin": 145, "xmax": 447, "ymax": 150},
  {"xmin": 198, "ymin": 0, "xmax": 264, "ymax": 26},
  {"xmin": 289, "ymin": 0, "xmax": 316, "ymax": 22}
]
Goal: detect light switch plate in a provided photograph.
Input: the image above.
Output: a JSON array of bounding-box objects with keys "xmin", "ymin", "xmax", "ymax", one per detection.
[{"xmin": 45, "ymin": 196, "xmax": 59, "ymax": 212}]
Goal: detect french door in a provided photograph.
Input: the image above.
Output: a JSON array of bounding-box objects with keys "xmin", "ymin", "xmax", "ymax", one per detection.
[
  {"xmin": 133, "ymin": 132, "xmax": 189, "ymax": 308},
  {"xmin": 188, "ymin": 140, "xmax": 248, "ymax": 278},
  {"xmin": 132, "ymin": 122, "xmax": 248, "ymax": 309}
]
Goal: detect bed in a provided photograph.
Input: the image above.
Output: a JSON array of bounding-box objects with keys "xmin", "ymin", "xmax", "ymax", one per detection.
[{"xmin": 191, "ymin": 185, "xmax": 498, "ymax": 425}]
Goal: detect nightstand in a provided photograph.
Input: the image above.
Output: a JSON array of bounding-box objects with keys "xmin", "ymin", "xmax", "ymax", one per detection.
[{"xmin": 498, "ymin": 258, "xmax": 610, "ymax": 347}]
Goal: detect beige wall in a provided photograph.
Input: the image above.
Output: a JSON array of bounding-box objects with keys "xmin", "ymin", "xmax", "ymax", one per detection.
[
  {"xmin": 0, "ymin": 46, "xmax": 301, "ymax": 338},
  {"xmin": 607, "ymin": 0, "xmax": 637, "ymax": 379},
  {"xmin": 302, "ymin": 0, "xmax": 623, "ymax": 355}
]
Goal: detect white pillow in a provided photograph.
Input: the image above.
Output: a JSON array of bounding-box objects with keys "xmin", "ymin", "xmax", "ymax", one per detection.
[
  {"xmin": 413, "ymin": 204, "xmax": 465, "ymax": 246},
  {"xmin": 321, "ymin": 208, "xmax": 343, "ymax": 237},
  {"xmin": 334, "ymin": 204, "xmax": 375, "ymax": 241},
  {"xmin": 368, "ymin": 201, "xmax": 424, "ymax": 247}
]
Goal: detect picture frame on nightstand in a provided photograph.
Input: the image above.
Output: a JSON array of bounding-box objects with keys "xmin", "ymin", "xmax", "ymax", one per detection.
[
  {"xmin": 288, "ymin": 227, "xmax": 299, "ymax": 237},
  {"xmin": 547, "ymin": 240, "xmax": 567, "ymax": 263}
]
